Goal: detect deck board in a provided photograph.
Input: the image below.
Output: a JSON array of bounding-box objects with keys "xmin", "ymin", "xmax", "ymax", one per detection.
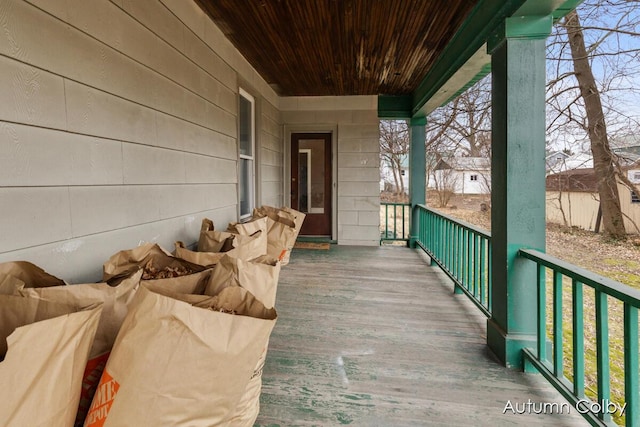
[{"xmin": 255, "ymin": 246, "xmax": 589, "ymax": 427}]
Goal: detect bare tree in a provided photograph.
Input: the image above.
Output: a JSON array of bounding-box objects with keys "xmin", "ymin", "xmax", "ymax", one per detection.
[
  {"xmin": 432, "ymin": 166, "xmax": 459, "ymax": 207},
  {"xmin": 427, "ymin": 75, "xmax": 492, "ymax": 159},
  {"xmin": 379, "ymin": 120, "xmax": 409, "ymax": 197},
  {"xmin": 547, "ymin": 0, "xmax": 640, "ymax": 239},
  {"xmin": 562, "ymin": 10, "xmax": 626, "ymax": 238}
]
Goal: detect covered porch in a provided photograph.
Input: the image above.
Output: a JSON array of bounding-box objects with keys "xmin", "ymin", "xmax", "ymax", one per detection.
[{"xmin": 256, "ymin": 246, "xmax": 588, "ymax": 426}]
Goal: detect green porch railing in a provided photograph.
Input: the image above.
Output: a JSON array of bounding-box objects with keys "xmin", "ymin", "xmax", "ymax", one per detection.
[
  {"xmin": 414, "ymin": 204, "xmax": 639, "ymax": 426},
  {"xmin": 380, "ymin": 202, "xmax": 411, "ymax": 244},
  {"xmin": 520, "ymin": 249, "xmax": 640, "ymax": 427},
  {"xmin": 415, "ymin": 205, "xmax": 492, "ymax": 317}
]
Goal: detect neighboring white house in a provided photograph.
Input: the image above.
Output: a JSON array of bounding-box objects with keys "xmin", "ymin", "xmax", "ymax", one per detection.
[
  {"xmin": 430, "ymin": 157, "xmax": 491, "ymax": 195},
  {"xmin": 546, "ymin": 151, "xmax": 593, "ymax": 174}
]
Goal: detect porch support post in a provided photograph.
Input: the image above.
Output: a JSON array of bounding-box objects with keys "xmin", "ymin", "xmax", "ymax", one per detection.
[
  {"xmin": 409, "ymin": 116, "xmax": 426, "ymax": 248},
  {"xmin": 487, "ymin": 16, "xmax": 551, "ymax": 369}
]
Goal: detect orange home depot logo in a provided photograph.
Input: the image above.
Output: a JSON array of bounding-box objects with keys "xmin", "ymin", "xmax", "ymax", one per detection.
[{"xmin": 84, "ymin": 370, "xmax": 120, "ymax": 427}]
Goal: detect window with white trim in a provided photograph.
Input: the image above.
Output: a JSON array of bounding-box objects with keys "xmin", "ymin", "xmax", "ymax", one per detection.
[{"xmin": 238, "ymin": 89, "xmax": 255, "ymax": 219}]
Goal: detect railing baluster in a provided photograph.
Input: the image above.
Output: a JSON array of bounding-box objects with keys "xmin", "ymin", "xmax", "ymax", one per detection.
[
  {"xmin": 385, "ymin": 204, "xmax": 389, "ymax": 241},
  {"xmin": 553, "ymin": 270, "xmax": 563, "ymax": 378},
  {"xmin": 595, "ymin": 290, "xmax": 611, "ymax": 422},
  {"xmin": 479, "ymin": 237, "xmax": 486, "ymax": 306},
  {"xmin": 393, "ymin": 205, "xmax": 398, "ymax": 239},
  {"xmin": 572, "ymin": 279, "xmax": 584, "ymax": 398},
  {"xmin": 473, "ymin": 234, "xmax": 479, "ymax": 299},
  {"xmin": 537, "ymin": 264, "xmax": 546, "ymax": 363},
  {"xmin": 624, "ymin": 302, "xmax": 639, "ymax": 427}
]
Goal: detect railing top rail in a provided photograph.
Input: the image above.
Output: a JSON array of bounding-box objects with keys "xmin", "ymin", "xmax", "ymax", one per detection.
[
  {"xmin": 417, "ymin": 204, "xmax": 491, "ymax": 239},
  {"xmin": 381, "ymin": 202, "xmax": 411, "ymax": 206},
  {"xmin": 520, "ymin": 248, "xmax": 640, "ymax": 307}
]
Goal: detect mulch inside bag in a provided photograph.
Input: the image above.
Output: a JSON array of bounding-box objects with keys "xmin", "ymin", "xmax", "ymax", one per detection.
[
  {"xmin": 16, "ymin": 269, "xmax": 143, "ymax": 426},
  {"xmin": 84, "ymin": 285, "xmax": 276, "ymax": 426},
  {"xmin": 103, "ymin": 243, "xmax": 206, "ymax": 282},
  {"xmin": 0, "ymin": 296, "xmax": 102, "ymax": 427},
  {"xmin": 0, "ymin": 261, "xmax": 66, "ymax": 288},
  {"xmin": 103, "ymin": 242, "xmax": 212, "ymax": 295}
]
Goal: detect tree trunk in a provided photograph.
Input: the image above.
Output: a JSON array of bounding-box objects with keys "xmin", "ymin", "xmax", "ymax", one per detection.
[{"xmin": 563, "ymin": 10, "xmax": 626, "ymax": 239}]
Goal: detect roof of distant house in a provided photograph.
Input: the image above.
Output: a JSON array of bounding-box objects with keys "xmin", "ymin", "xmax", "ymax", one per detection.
[
  {"xmin": 546, "ymin": 168, "xmax": 598, "ymax": 192},
  {"xmin": 435, "ymin": 157, "xmax": 490, "ymax": 171}
]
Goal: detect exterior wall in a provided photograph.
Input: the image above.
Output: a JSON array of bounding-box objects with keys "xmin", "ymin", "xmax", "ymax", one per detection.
[
  {"xmin": 259, "ymin": 99, "xmax": 284, "ymax": 207},
  {"xmin": 546, "ymin": 185, "xmax": 640, "ymax": 232},
  {"xmin": 281, "ymin": 96, "xmax": 380, "ymax": 246},
  {"xmin": 0, "ymin": 0, "xmax": 281, "ymax": 282},
  {"xmin": 432, "ymin": 169, "xmax": 490, "ymax": 194}
]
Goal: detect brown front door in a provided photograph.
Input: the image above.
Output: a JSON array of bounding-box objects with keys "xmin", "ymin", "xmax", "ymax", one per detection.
[{"xmin": 291, "ymin": 133, "xmax": 332, "ymax": 236}]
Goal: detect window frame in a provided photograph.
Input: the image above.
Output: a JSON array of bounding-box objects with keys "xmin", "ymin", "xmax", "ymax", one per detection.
[{"xmin": 238, "ymin": 88, "xmax": 256, "ymax": 220}]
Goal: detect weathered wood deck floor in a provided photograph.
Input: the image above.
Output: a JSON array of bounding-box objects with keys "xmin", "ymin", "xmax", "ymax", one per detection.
[{"xmin": 255, "ymin": 245, "xmax": 589, "ymax": 427}]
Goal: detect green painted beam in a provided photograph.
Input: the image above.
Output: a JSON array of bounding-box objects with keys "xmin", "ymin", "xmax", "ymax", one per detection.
[
  {"xmin": 410, "ymin": 0, "xmax": 583, "ymax": 118},
  {"xmin": 377, "ymin": 95, "xmax": 412, "ymax": 119},
  {"xmin": 411, "ymin": 0, "xmax": 527, "ymax": 117},
  {"xmin": 441, "ymin": 63, "xmax": 492, "ymax": 107}
]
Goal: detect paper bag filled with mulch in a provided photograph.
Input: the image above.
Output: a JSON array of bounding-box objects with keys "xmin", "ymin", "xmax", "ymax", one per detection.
[
  {"xmin": 83, "ymin": 285, "xmax": 277, "ymax": 426},
  {"xmin": 183, "ymin": 219, "xmax": 268, "ymax": 267},
  {"xmin": 103, "ymin": 243, "xmax": 211, "ymax": 295},
  {"xmin": 0, "ymin": 261, "xmax": 66, "ymax": 292},
  {"xmin": 203, "ymin": 253, "xmax": 281, "ymax": 426},
  {"xmin": 0, "ymin": 297, "xmax": 102, "ymax": 427},
  {"xmin": 248, "ymin": 206, "xmax": 306, "ymax": 266},
  {"xmin": 205, "ymin": 254, "xmax": 280, "ymax": 309},
  {"xmin": 15, "ymin": 269, "xmax": 143, "ymax": 426}
]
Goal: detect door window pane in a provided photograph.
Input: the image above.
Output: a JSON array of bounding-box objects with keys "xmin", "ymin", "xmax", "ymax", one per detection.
[{"xmin": 299, "ymin": 139, "xmax": 325, "ymax": 214}]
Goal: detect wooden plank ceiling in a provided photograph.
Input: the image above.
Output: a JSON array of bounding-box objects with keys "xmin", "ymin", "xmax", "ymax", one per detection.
[{"xmin": 195, "ymin": 0, "xmax": 478, "ymax": 96}]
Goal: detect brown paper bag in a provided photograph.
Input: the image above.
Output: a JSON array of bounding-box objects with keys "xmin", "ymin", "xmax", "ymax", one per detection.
[
  {"xmin": 16, "ymin": 270, "xmax": 143, "ymax": 425},
  {"xmin": 205, "ymin": 254, "xmax": 280, "ymax": 309},
  {"xmin": 229, "ymin": 216, "xmax": 294, "ymax": 263},
  {"xmin": 282, "ymin": 206, "xmax": 306, "ymax": 238},
  {"xmin": 0, "ymin": 296, "xmax": 102, "ymax": 427},
  {"xmin": 0, "ymin": 261, "xmax": 66, "ymax": 287},
  {"xmin": 179, "ymin": 230, "xmax": 267, "ymax": 269},
  {"xmin": 251, "ymin": 206, "xmax": 307, "ymax": 265},
  {"xmin": 227, "ymin": 216, "xmax": 269, "ymax": 237},
  {"xmin": 175, "ymin": 241, "xmax": 226, "ymax": 267},
  {"xmin": 84, "ymin": 285, "xmax": 277, "ymax": 426},
  {"xmin": 102, "ymin": 243, "xmax": 211, "ymax": 295},
  {"xmin": 0, "ymin": 273, "xmax": 25, "ymax": 295},
  {"xmin": 197, "ymin": 218, "xmax": 236, "ymax": 252},
  {"xmin": 202, "ymin": 253, "xmax": 280, "ymax": 426},
  {"xmin": 102, "ymin": 243, "xmax": 206, "ymax": 281}
]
